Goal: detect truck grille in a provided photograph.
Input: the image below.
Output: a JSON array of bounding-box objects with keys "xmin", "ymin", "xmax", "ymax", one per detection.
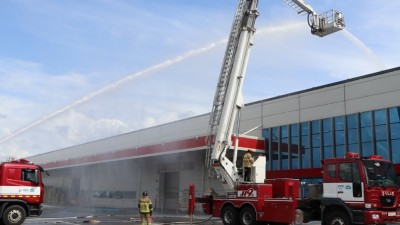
[{"xmin": 380, "ymin": 196, "xmax": 396, "ymax": 207}]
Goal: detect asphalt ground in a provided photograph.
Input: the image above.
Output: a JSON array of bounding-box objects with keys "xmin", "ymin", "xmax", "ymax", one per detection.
[
  {"xmin": 24, "ymin": 205, "xmax": 321, "ymax": 225},
  {"xmin": 24, "ymin": 205, "xmax": 222, "ymax": 225}
]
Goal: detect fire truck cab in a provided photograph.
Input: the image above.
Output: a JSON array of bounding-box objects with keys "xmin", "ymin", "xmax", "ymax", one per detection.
[
  {"xmin": 0, "ymin": 159, "xmax": 46, "ymax": 225},
  {"xmin": 318, "ymin": 153, "xmax": 400, "ymax": 225}
]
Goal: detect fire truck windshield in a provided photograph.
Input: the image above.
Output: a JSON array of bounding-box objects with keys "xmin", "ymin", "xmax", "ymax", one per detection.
[{"xmin": 363, "ymin": 160, "xmax": 400, "ymax": 188}]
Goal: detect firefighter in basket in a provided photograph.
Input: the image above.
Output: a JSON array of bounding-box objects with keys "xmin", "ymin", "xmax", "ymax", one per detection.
[{"xmin": 243, "ymin": 149, "xmax": 254, "ymax": 182}]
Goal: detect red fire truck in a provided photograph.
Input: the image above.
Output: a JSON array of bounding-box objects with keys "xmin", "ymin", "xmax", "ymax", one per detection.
[
  {"xmin": 184, "ymin": 0, "xmax": 397, "ymax": 225},
  {"xmin": 0, "ymin": 159, "xmax": 47, "ymax": 225},
  {"xmin": 197, "ymin": 152, "xmax": 400, "ymax": 225},
  {"xmin": 190, "ymin": 0, "xmax": 400, "ymax": 224}
]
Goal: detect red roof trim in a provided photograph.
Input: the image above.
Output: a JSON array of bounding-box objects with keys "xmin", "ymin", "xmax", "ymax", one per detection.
[{"xmin": 41, "ymin": 135, "xmax": 265, "ymax": 169}]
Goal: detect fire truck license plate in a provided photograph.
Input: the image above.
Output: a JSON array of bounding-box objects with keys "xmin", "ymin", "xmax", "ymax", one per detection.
[{"xmin": 388, "ymin": 212, "xmax": 396, "ymax": 217}]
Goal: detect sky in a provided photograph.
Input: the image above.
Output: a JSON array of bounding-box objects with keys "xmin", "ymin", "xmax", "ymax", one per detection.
[{"xmin": 1, "ymin": 0, "xmax": 399, "ymax": 161}]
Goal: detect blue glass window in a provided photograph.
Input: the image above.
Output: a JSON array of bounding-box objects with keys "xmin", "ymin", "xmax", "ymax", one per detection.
[
  {"xmin": 335, "ymin": 116, "xmax": 345, "ymax": 131},
  {"xmin": 347, "ymin": 129, "xmax": 358, "ymax": 144},
  {"xmin": 374, "ymin": 110, "xmax": 388, "ymax": 158},
  {"xmin": 347, "ymin": 114, "xmax": 359, "ymax": 154},
  {"xmin": 311, "ymin": 120, "xmax": 321, "ymax": 168},
  {"xmin": 362, "ymin": 142, "xmax": 373, "ymax": 157},
  {"xmin": 390, "ymin": 123, "xmax": 400, "ymax": 139},
  {"xmin": 281, "ymin": 126, "xmax": 289, "ymax": 170},
  {"xmin": 335, "ymin": 130, "xmax": 345, "ymax": 145},
  {"xmin": 392, "ymin": 139, "xmax": 400, "ymax": 163},
  {"xmin": 360, "ymin": 112, "xmax": 371, "ymax": 127},
  {"xmin": 336, "ymin": 145, "xmax": 345, "ymax": 158},
  {"xmin": 375, "ymin": 124, "xmax": 387, "ymax": 141},
  {"xmin": 313, "ymin": 147, "xmax": 321, "ymax": 168},
  {"xmin": 324, "ymin": 132, "xmax": 333, "ymax": 147},
  {"xmin": 361, "ymin": 127, "xmax": 373, "ymax": 142},
  {"xmin": 323, "ymin": 118, "xmax": 332, "ymax": 132},
  {"xmin": 323, "ymin": 119, "xmax": 333, "ymax": 148},
  {"xmin": 263, "ymin": 106, "xmax": 400, "ymax": 173},
  {"xmin": 290, "ymin": 124, "xmax": 299, "ymax": 169},
  {"xmin": 272, "ymin": 127, "xmax": 279, "ymax": 170},
  {"xmin": 301, "ymin": 122, "xmax": 310, "ymax": 169},
  {"xmin": 376, "ymin": 141, "xmax": 389, "ymax": 160},
  {"xmin": 263, "ymin": 129, "xmax": 270, "ymax": 170},
  {"xmin": 389, "ymin": 107, "xmax": 400, "ymax": 123},
  {"xmin": 324, "ymin": 146, "xmax": 333, "ymax": 159},
  {"xmin": 374, "ymin": 109, "xmax": 387, "ymax": 125},
  {"xmin": 312, "ymin": 120, "xmax": 320, "ymax": 134},
  {"xmin": 312, "ymin": 134, "xmax": 321, "ymax": 147},
  {"xmin": 348, "ymin": 143, "xmax": 359, "ymax": 153},
  {"xmin": 389, "ymin": 107, "xmax": 400, "ymax": 163},
  {"xmin": 334, "ymin": 116, "xmax": 345, "ymax": 157},
  {"xmin": 347, "ymin": 114, "xmax": 358, "ymax": 129}
]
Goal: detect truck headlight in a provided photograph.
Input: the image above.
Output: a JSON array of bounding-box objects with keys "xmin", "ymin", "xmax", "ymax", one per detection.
[
  {"xmin": 365, "ymin": 203, "xmax": 377, "ymax": 208},
  {"xmin": 372, "ymin": 214, "xmax": 380, "ymax": 220}
]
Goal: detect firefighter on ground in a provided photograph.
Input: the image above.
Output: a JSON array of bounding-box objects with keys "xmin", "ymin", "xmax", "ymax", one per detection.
[
  {"xmin": 243, "ymin": 149, "xmax": 254, "ymax": 182},
  {"xmin": 138, "ymin": 191, "xmax": 153, "ymax": 225}
]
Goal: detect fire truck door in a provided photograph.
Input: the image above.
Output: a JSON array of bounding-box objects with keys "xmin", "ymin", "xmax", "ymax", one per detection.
[{"xmin": 336, "ymin": 162, "xmax": 364, "ymax": 202}]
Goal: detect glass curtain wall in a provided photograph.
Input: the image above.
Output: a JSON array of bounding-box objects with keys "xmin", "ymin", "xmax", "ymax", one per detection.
[{"xmin": 263, "ymin": 106, "xmax": 400, "ymax": 171}]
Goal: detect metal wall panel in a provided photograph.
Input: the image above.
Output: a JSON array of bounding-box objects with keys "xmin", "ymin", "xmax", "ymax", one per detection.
[
  {"xmin": 300, "ymin": 85, "xmax": 344, "ymax": 109},
  {"xmin": 181, "ymin": 115, "xmax": 208, "ymax": 137},
  {"xmin": 345, "ymin": 70, "xmax": 400, "ymax": 100},
  {"xmin": 300, "ymin": 101, "xmax": 345, "ymax": 122},
  {"xmin": 346, "ymin": 90, "xmax": 400, "ymax": 114},
  {"xmin": 262, "ymin": 95, "xmax": 299, "ymax": 116}
]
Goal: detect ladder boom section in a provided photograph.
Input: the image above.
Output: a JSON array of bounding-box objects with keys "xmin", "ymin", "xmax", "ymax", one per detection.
[
  {"xmin": 282, "ymin": 0, "xmax": 345, "ymax": 37},
  {"xmin": 282, "ymin": 0, "xmax": 315, "ymax": 15},
  {"xmin": 205, "ymin": 0, "xmax": 259, "ymax": 190}
]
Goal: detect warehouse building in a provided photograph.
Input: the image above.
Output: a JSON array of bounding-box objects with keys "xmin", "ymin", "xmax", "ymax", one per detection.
[{"xmin": 28, "ymin": 67, "xmax": 400, "ymax": 213}]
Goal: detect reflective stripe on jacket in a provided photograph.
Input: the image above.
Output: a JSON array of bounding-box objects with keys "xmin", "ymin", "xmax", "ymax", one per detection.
[
  {"xmin": 138, "ymin": 197, "xmax": 153, "ymax": 213},
  {"xmin": 243, "ymin": 152, "xmax": 254, "ymax": 168}
]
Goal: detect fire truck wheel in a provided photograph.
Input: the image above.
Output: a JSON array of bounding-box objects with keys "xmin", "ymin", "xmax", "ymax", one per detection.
[
  {"xmin": 324, "ymin": 211, "xmax": 350, "ymax": 225},
  {"xmin": 2, "ymin": 205, "xmax": 26, "ymax": 225},
  {"xmin": 239, "ymin": 206, "xmax": 256, "ymax": 225},
  {"xmin": 221, "ymin": 205, "xmax": 239, "ymax": 225}
]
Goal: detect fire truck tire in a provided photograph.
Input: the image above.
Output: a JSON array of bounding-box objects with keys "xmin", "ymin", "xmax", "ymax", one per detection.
[
  {"xmin": 324, "ymin": 211, "xmax": 350, "ymax": 225},
  {"xmin": 221, "ymin": 205, "xmax": 239, "ymax": 225},
  {"xmin": 2, "ymin": 205, "xmax": 26, "ymax": 225},
  {"xmin": 239, "ymin": 206, "xmax": 256, "ymax": 225}
]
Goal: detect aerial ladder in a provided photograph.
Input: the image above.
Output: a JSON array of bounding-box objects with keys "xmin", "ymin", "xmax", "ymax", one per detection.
[{"xmin": 205, "ymin": 0, "xmax": 345, "ymax": 193}]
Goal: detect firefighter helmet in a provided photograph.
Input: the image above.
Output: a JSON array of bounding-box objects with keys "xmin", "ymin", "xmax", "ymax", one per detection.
[{"xmin": 142, "ymin": 191, "xmax": 148, "ymax": 196}]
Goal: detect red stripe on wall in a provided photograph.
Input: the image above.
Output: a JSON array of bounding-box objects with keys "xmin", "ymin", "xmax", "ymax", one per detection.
[
  {"xmin": 233, "ymin": 136, "xmax": 265, "ymax": 150},
  {"xmin": 41, "ymin": 135, "xmax": 265, "ymax": 169}
]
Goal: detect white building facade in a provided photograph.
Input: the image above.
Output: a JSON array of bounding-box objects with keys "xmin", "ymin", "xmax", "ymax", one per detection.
[{"xmin": 28, "ymin": 67, "xmax": 400, "ymax": 213}]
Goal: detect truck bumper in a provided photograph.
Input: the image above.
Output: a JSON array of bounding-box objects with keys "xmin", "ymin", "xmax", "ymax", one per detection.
[{"xmin": 364, "ymin": 210, "xmax": 400, "ymax": 224}]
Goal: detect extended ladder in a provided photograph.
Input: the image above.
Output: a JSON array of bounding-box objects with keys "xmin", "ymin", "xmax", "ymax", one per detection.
[{"xmin": 205, "ymin": 0, "xmax": 249, "ymax": 169}]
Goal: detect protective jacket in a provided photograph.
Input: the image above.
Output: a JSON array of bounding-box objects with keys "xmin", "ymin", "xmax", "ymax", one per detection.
[
  {"xmin": 243, "ymin": 152, "xmax": 254, "ymax": 168},
  {"xmin": 138, "ymin": 196, "xmax": 153, "ymax": 214}
]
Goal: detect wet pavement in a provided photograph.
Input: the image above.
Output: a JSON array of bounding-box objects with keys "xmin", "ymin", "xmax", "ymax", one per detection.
[
  {"xmin": 24, "ymin": 205, "xmax": 321, "ymax": 225},
  {"xmin": 24, "ymin": 205, "xmax": 222, "ymax": 225}
]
